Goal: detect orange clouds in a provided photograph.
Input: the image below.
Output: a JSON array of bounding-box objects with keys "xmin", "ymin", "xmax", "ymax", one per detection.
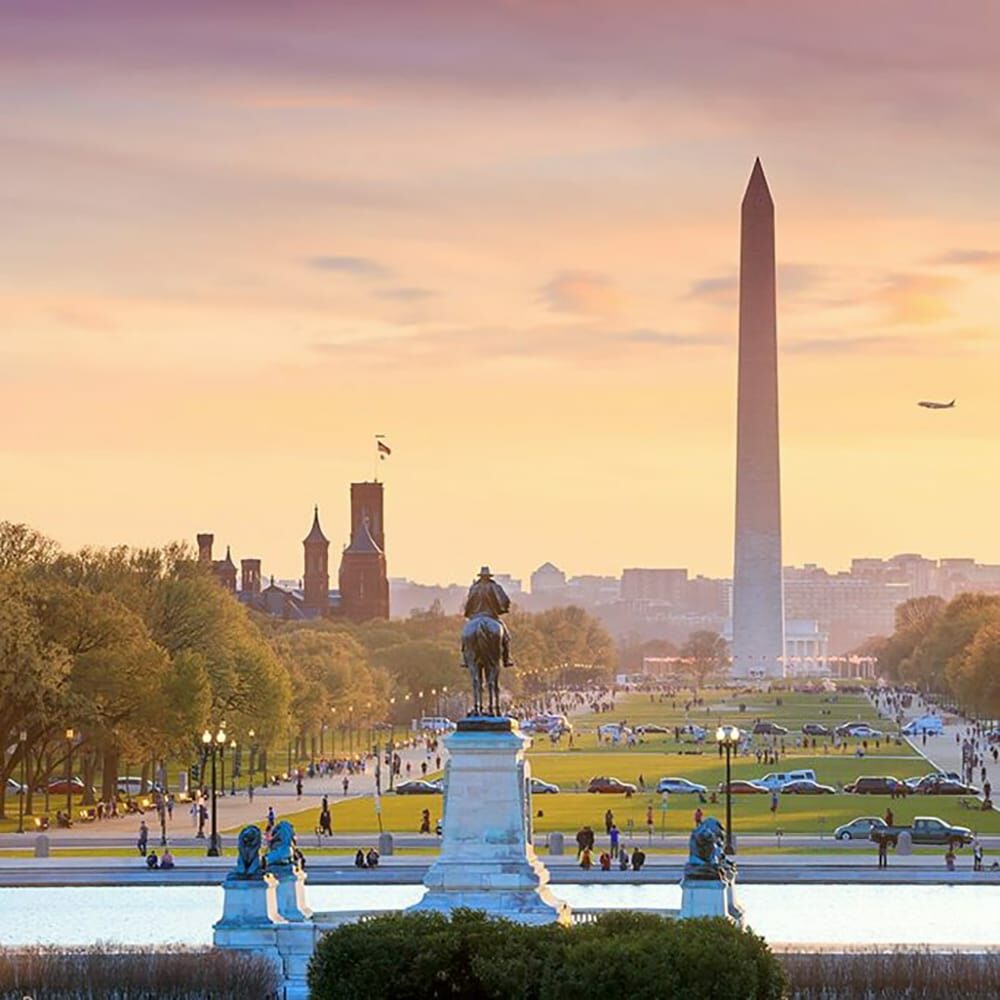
[
  {"xmin": 539, "ymin": 271, "xmax": 620, "ymax": 316},
  {"xmin": 873, "ymin": 273, "xmax": 961, "ymax": 326}
]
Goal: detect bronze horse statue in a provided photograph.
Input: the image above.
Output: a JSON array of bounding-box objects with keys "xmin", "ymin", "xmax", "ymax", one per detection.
[{"xmin": 461, "ymin": 613, "xmax": 503, "ymax": 716}]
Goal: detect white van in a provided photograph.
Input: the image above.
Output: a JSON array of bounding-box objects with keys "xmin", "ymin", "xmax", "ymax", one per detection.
[
  {"xmin": 902, "ymin": 716, "xmax": 943, "ymax": 736},
  {"xmin": 756, "ymin": 769, "xmax": 817, "ymax": 791},
  {"xmin": 414, "ymin": 717, "xmax": 455, "ymax": 733}
]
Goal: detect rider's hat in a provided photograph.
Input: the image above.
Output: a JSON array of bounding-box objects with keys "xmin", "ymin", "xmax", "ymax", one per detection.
[{"xmin": 478, "ymin": 566, "xmax": 493, "ymax": 578}]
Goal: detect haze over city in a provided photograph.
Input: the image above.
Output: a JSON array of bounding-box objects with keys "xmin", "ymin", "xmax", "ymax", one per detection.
[{"xmin": 4, "ymin": 1, "xmax": 999, "ymax": 584}]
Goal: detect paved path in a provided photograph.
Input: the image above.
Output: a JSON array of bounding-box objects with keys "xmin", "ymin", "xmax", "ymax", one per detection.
[
  {"xmin": 2, "ymin": 853, "xmax": 996, "ymax": 887},
  {"xmin": 5, "ymin": 741, "xmax": 444, "ymax": 843}
]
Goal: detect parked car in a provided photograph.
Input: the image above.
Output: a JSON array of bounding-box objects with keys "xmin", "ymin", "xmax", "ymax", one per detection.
[
  {"xmin": 844, "ymin": 776, "xmax": 902, "ymax": 795},
  {"xmin": 718, "ymin": 780, "xmax": 767, "ymax": 795},
  {"xmin": 901, "ymin": 716, "xmax": 944, "ymax": 736},
  {"xmin": 801, "ymin": 723, "xmax": 830, "ymax": 737},
  {"xmin": 919, "ymin": 778, "xmax": 979, "ymax": 796},
  {"xmin": 394, "ymin": 780, "xmax": 443, "ymax": 795},
  {"xmin": 597, "ymin": 723, "xmax": 632, "ymax": 740},
  {"xmin": 525, "ymin": 713, "xmax": 572, "ymax": 735},
  {"xmin": 587, "ymin": 776, "xmax": 638, "ymax": 794},
  {"xmin": 42, "ymin": 777, "xmax": 90, "ymax": 796},
  {"xmin": 635, "ymin": 724, "xmax": 669, "ymax": 734},
  {"xmin": 755, "ymin": 769, "xmax": 817, "ymax": 791},
  {"xmin": 835, "ymin": 723, "xmax": 882, "ymax": 739},
  {"xmin": 835, "ymin": 816, "xmax": 888, "ymax": 841},
  {"xmin": 752, "ymin": 722, "xmax": 788, "ymax": 736},
  {"xmin": 904, "ymin": 771, "xmax": 961, "ymax": 791},
  {"xmin": 870, "ymin": 816, "xmax": 973, "ymax": 848},
  {"xmin": 781, "ymin": 779, "xmax": 836, "ymax": 795},
  {"xmin": 415, "ymin": 717, "xmax": 455, "ymax": 734},
  {"xmin": 656, "ymin": 777, "xmax": 707, "ymax": 795},
  {"xmin": 678, "ymin": 724, "xmax": 707, "ymax": 742},
  {"xmin": 530, "ymin": 777, "xmax": 560, "ymax": 794}
]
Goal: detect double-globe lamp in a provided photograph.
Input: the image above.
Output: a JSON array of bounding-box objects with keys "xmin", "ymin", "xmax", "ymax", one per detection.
[
  {"xmin": 201, "ymin": 727, "xmax": 226, "ymax": 856},
  {"xmin": 715, "ymin": 724, "xmax": 741, "ymax": 855}
]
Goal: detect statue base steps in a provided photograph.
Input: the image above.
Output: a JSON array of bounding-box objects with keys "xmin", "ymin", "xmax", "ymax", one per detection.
[{"xmin": 406, "ymin": 717, "xmax": 571, "ymax": 926}]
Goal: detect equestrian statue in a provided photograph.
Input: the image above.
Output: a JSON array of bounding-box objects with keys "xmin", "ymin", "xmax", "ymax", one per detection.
[{"xmin": 461, "ymin": 566, "xmax": 514, "ymax": 716}]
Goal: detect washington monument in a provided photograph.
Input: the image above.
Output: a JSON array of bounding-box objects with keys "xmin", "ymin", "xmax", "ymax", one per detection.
[{"xmin": 731, "ymin": 159, "xmax": 785, "ymax": 680}]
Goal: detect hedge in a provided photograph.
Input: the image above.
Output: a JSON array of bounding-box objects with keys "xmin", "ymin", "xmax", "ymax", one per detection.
[
  {"xmin": 0, "ymin": 946, "xmax": 279, "ymax": 999},
  {"xmin": 308, "ymin": 909, "xmax": 786, "ymax": 999}
]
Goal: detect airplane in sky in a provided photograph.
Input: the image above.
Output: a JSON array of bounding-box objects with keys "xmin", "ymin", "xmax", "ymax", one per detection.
[{"xmin": 917, "ymin": 399, "xmax": 956, "ymax": 409}]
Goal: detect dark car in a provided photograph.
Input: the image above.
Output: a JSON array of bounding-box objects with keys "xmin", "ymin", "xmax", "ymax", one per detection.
[
  {"xmin": 635, "ymin": 724, "xmax": 669, "ymax": 734},
  {"xmin": 919, "ymin": 778, "xmax": 979, "ymax": 796},
  {"xmin": 844, "ymin": 776, "xmax": 902, "ymax": 795},
  {"xmin": 752, "ymin": 722, "xmax": 789, "ymax": 736},
  {"xmin": 394, "ymin": 780, "xmax": 443, "ymax": 795},
  {"xmin": 871, "ymin": 816, "xmax": 973, "ymax": 847},
  {"xmin": 801, "ymin": 723, "xmax": 830, "ymax": 737},
  {"xmin": 587, "ymin": 776, "xmax": 638, "ymax": 794},
  {"xmin": 42, "ymin": 777, "xmax": 90, "ymax": 796},
  {"xmin": 782, "ymin": 779, "xmax": 836, "ymax": 795},
  {"xmin": 718, "ymin": 780, "xmax": 767, "ymax": 795}
]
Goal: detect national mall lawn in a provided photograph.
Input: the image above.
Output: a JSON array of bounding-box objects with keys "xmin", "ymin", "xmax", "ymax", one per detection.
[{"xmin": 278, "ymin": 689, "xmax": 1000, "ymax": 840}]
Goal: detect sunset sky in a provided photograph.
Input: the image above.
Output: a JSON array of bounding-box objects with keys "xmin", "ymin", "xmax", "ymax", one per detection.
[{"xmin": 4, "ymin": 1, "xmax": 999, "ymax": 585}]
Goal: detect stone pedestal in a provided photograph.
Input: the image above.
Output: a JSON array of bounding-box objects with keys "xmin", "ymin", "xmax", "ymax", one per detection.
[
  {"xmin": 212, "ymin": 875, "xmax": 285, "ymax": 982},
  {"xmin": 680, "ymin": 877, "xmax": 745, "ymax": 927},
  {"xmin": 407, "ymin": 717, "xmax": 570, "ymax": 925},
  {"xmin": 273, "ymin": 866, "xmax": 313, "ymax": 922}
]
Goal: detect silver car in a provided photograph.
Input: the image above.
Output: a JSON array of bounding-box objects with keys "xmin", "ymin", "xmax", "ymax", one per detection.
[{"xmin": 834, "ymin": 816, "xmax": 887, "ymax": 841}]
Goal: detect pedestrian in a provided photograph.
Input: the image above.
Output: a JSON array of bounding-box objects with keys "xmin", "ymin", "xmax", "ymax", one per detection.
[
  {"xmin": 342, "ymin": 776, "xmax": 350, "ymax": 796},
  {"xmin": 579, "ymin": 847, "xmax": 593, "ymax": 870},
  {"xmin": 137, "ymin": 819, "xmax": 149, "ymax": 857},
  {"xmin": 631, "ymin": 846, "xmax": 646, "ymax": 871},
  {"xmin": 694, "ymin": 806, "xmax": 704, "ymax": 826},
  {"xmin": 604, "ymin": 808, "xmax": 614, "ymax": 835},
  {"xmin": 769, "ymin": 792, "xmax": 779, "ymax": 815},
  {"xmin": 877, "ymin": 834, "xmax": 888, "ymax": 869},
  {"xmin": 884, "ymin": 807, "xmax": 894, "ymax": 827},
  {"xmin": 618, "ymin": 848, "xmax": 630, "ymax": 871},
  {"xmin": 296, "ymin": 775, "xmax": 303, "ymax": 799},
  {"xmin": 973, "ymin": 838, "xmax": 984, "ymax": 871},
  {"xmin": 266, "ymin": 806, "xmax": 275, "ymax": 833},
  {"xmin": 609, "ymin": 823, "xmax": 620, "ymax": 859},
  {"xmin": 166, "ymin": 794, "xmax": 174, "ymax": 820},
  {"xmin": 420, "ymin": 808, "xmax": 431, "ymax": 834},
  {"xmin": 984, "ymin": 780, "xmax": 992, "ymax": 803},
  {"xmin": 599, "ymin": 851, "xmax": 612, "ymax": 871}
]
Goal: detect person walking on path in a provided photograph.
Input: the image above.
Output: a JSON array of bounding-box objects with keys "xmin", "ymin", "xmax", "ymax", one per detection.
[
  {"xmin": 973, "ymin": 838, "xmax": 984, "ymax": 871},
  {"xmin": 877, "ymin": 834, "xmax": 888, "ymax": 869},
  {"xmin": 769, "ymin": 791, "xmax": 779, "ymax": 815},
  {"xmin": 266, "ymin": 806, "xmax": 275, "ymax": 834},
  {"xmin": 296, "ymin": 774, "xmax": 304, "ymax": 799},
  {"xmin": 609, "ymin": 823, "xmax": 620, "ymax": 859},
  {"xmin": 693, "ymin": 806, "xmax": 703, "ymax": 827},
  {"xmin": 604, "ymin": 808, "xmax": 614, "ymax": 835},
  {"xmin": 137, "ymin": 820, "xmax": 149, "ymax": 857},
  {"xmin": 342, "ymin": 776, "xmax": 350, "ymax": 796},
  {"xmin": 884, "ymin": 807, "xmax": 894, "ymax": 827}
]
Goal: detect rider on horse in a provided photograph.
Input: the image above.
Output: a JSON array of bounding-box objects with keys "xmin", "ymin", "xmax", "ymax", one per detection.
[{"xmin": 463, "ymin": 567, "xmax": 514, "ymax": 668}]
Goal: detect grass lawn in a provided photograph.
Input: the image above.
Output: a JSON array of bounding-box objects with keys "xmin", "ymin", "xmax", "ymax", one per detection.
[{"xmin": 270, "ymin": 689, "xmax": 1000, "ymax": 838}]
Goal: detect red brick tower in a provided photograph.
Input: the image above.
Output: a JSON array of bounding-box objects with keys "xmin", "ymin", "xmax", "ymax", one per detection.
[
  {"xmin": 350, "ymin": 482, "xmax": 385, "ymax": 553},
  {"xmin": 339, "ymin": 514, "xmax": 389, "ymax": 622},
  {"xmin": 302, "ymin": 506, "xmax": 330, "ymax": 614}
]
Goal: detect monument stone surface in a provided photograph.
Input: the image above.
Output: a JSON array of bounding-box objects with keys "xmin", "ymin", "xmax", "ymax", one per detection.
[
  {"xmin": 732, "ymin": 158, "xmax": 786, "ymax": 680},
  {"xmin": 407, "ymin": 715, "xmax": 570, "ymax": 924}
]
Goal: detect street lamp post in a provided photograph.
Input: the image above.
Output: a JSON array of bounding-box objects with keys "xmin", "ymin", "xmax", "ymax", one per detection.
[
  {"xmin": 348, "ymin": 705, "xmax": 355, "ymax": 755},
  {"xmin": 204, "ymin": 728, "xmax": 225, "ymax": 856},
  {"xmin": 248, "ymin": 729, "xmax": 256, "ymax": 795},
  {"xmin": 716, "ymin": 724, "xmax": 741, "ymax": 855},
  {"xmin": 64, "ymin": 729, "xmax": 75, "ymax": 824},
  {"xmin": 230, "ymin": 739, "xmax": 238, "ymax": 796},
  {"xmin": 17, "ymin": 731, "xmax": 27, "ymax": 834}
]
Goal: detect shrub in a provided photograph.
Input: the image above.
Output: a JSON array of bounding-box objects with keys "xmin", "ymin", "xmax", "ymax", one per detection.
[
  {"xmin": 0, "ymin": 945, "xmax": 279, "ymax": 999},
  {"xmin": 308, "ymin": 909, "xmax": 786, "ymax": 1000}
]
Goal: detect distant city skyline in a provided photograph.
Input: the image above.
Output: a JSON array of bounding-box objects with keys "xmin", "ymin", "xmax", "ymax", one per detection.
[{"xmin": 5, "ymin": 3, "xmax": 1000, "ymax": 583}]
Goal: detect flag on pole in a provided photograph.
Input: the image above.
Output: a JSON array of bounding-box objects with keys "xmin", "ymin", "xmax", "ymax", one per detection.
[{"xmin": 377, "ymin": 440, "xmax": 391, "ymax": 459}]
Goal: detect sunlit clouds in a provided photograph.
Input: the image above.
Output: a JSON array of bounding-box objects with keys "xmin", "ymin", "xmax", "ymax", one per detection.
[{"xmin": 2, "ymin": 1, "xmax": 999, "ymax": 583}]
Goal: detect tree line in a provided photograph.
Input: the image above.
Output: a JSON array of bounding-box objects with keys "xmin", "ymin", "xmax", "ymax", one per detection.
[
  {"xmin": 859, "ymin": 592, "xmax": 1000, "ymax": 717},
  {"xmin": 0, "ymin": 522, "xmax": 615, "ymax": 818}
]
